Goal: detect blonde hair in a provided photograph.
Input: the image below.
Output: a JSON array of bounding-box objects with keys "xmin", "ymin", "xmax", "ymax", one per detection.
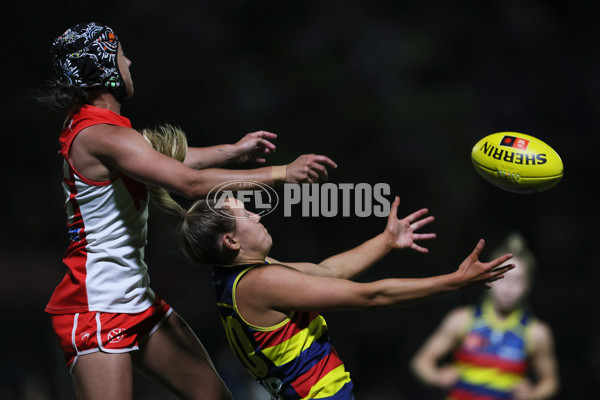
[
  {"xmin": 141, "ymin": 124, "xmax": 188, "ymax": 216},
  {"xmin": 491, "ymin": 231, "xmax": 537, "ymax": 278},
  {"xmin": 142, "ymin": 124, "xmax": 236, "ymax": 265}
]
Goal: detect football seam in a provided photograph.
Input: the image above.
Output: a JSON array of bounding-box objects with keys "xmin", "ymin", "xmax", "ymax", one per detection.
[{"xmin": 471, "ymin": 159, "xmax": 563, "ymax": 179}]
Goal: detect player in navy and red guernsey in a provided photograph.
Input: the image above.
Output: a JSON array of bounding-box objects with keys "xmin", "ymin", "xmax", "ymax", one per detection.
[
  {"xmin": 138, "ymin": 141, "xmax": 516, "ymax": 400},
  {"xmin": 170, "ymin": 197, "xmax": 514, "ymax": 400},
  {"xmin": 39, "ymin": 22, "xmax": 337, "ymax": 400},
  {"xmin": 411, "ymin": 233, "xmax": 559, "ymax": 400}
]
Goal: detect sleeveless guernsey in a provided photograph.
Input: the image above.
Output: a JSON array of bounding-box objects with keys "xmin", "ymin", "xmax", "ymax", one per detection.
[
  {"xmin": 46, "ymin": 105, "xmax": 154, "ymax": 314},
  {"xmin": 448, "ymin": 301, "xmax": 531, "ymax": 400},
  {"xmin": 212, "ymin": 263, "xmax": 354, "ymax": 399}
]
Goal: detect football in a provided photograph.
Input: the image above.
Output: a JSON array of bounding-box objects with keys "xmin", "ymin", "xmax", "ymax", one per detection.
[{"xmin": 471, "ymin": 132, "xmax": 563, "ymax": 193}]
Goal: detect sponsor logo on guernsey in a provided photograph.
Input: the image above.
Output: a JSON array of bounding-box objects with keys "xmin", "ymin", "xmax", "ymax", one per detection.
[
  {"xmin": 463, "ymin": 332, "xmax": 488, "ymax": 349},
  {"xmin": 68, "ymin": 228, "xmax": 83, "ymax": 241}
]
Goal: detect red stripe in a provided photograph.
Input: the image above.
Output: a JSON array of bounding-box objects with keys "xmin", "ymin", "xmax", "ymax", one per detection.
[
  {"xmin": 449, "ymin": 387, "xmax": 500, "ymax": 400},
  {"xmin": 253, "ymin": 312, "xmax": 319, "ymax": 348},
  {"xmin": 455, "ymin": 350, "xmax": 527, "ymax": 374},
  {"xmin": 290, "ymin": 348, "xmax": 344, "ymax": 397},
  {"xmin": 46, "ymin": 168, "xmax": 90, "ymax": 313}
]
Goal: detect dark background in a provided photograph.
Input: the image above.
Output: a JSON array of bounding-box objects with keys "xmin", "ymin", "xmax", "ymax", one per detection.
[{"xmin": 1, "ymin": 0, "xmax": 598, "ymax": 399}]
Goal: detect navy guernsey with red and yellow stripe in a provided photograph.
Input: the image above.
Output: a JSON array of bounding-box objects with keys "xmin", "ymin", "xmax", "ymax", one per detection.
[
  {"xmin": 211, "ymin": 263, "xmax": 353, "ymax": 399},
  {"xmin": 448, "ymin": 300, "xmax": 532, "ymax": 400}
]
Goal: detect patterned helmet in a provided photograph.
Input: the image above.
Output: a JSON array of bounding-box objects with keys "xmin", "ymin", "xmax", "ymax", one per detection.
[{"xmin": 51, "ymin": 22, "xmax": 127, "ymax": 99}]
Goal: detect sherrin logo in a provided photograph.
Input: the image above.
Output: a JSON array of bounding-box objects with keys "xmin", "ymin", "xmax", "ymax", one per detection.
[{"xmin": 479, "ymin": 141, "xmax": 547, "ymax": 165}]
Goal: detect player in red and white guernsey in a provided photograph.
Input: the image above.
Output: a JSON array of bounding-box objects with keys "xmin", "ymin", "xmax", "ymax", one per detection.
[{"xmin": 41, "ymin": 22, "xmax": 337, "ymax": 400}]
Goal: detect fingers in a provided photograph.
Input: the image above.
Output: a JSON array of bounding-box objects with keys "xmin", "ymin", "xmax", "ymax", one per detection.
[
  {"xmin": 410, "ymin": 214, "xmax": 435, "ymax": 231},
  {"xmin": 307, "ymin": 160, "xmax": 329, "ymax": 181},
  {"xmin": 388, "ymin": 196, "xmax": 400, "ymax": 220},
  {"xmin": 482, "ymin": 271, "xmax": 509, "ymax": 289},
  {"xmin": 411, "ymin": 243, "xmax": 430, "ymax": 254},
  {"xmin": 488, "ymin": 253, "xmax": 513, "ymax": 269},
  {"xmin": 310, "ymin": 154, "xmax": 338, "ymax": 169},
  {"xmin": 255, "ymin": 138, "xmax": 276, "ymax": 152},
  {"xmin": 470, "ymin": 239, "xmax": 486, "ymax": 259},
  {"xmin": 250, "ymin": 130, "xmax": 277, "ymax": 140},
  {"xmin": 412, "ymin": 232, "xmax": 437, "ymax": 241},
  {"xmin": 291, "ymin": 154, "xmax": 337, "ymax": 183},
  {"xmin": 489, "ymin": 263, "xmax": 515, "ymax": 276}
]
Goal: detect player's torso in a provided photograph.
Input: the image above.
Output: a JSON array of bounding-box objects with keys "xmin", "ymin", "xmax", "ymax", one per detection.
[
  {"xmin": 47, "ymin": 105, "xmax": 154, "ymax": 314},
  {"xmin": 449, "ymin": 302, "xmax": 530, "ymax": 400},
  {"xmin": 212, "ymin": 264, "xmax": 353, "ymax": 399}
]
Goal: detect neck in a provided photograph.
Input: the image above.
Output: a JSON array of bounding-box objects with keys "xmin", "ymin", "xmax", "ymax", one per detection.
[
  {"xmin": 88, "ymin": 89, "xmax": 121, "ymax": 114},
  {"xmin": 231, "ymin": 250, "xmax": 269, "ymax": 265},
  {"xmin": 492, "ymin": 302, "xmax": 519, "ymax": 320}
]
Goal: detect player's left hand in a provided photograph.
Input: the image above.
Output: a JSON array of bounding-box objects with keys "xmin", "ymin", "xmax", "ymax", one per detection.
[
  {"xmin": 233, "ymin": 131, "xmax": 277, "ymax": 163},
  {"xmin": 384, "ymin": 196, "xmax": 436, "ymax": 253},
  {"xmin": 512, "ymin": 379, "xmax": 535, "ymax": 400}
]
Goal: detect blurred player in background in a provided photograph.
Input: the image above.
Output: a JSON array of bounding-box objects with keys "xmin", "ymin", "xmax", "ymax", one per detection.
[
  {"xmin": 411, "ymin": 232, "xmax": 559, "ymax": 400},
  {"xmin": 38, "ymin": 22, "xmax": 336, "ymax": 400}
]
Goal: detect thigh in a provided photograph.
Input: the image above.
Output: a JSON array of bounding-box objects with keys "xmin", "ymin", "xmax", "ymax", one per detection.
[
  {"xmin": 72, "ymin": 351, "xmax": 133, "ymax": 400},
  {"xmin": 132, "ymin": 311, "xmax": 232, "ymax": 400}
]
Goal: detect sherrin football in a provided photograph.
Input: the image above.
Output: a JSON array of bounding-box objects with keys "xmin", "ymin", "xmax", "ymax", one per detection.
[{"xmin": 471, "ymin": 132, "xmax": 563, "ymax": 193}]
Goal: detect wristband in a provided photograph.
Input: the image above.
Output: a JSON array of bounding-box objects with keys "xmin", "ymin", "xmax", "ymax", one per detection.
[{"xmin": 271, "ymin": 165, "xmax": 287, "ymax": 183}]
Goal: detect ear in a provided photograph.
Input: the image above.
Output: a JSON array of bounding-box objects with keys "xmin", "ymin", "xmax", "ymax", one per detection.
[{"xmin": 222, "ymin": 233, "xmax": 240, "ymax": 251}]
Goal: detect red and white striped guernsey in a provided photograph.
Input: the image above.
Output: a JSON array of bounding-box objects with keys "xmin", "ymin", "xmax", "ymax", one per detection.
[{"xmin": 46, "ymin": 105, "xmax": 155, "ymax": 314}]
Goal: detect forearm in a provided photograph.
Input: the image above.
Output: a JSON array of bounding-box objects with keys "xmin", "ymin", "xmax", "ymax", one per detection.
[
  {"xmin": 179, "ymin": 166, "xmax": 285, "ymax": 198},
  {"xmin": 319, "ymin": 233, "xmax": 394, "ymax": 279},
  {"xmin": 366, "ymin": 273, "xmax": 461, "ymax": 308},
  {"xmin": 183, "ymin": 145, "xmax": 240, "ymax": 169},
  {"xmin": 411, "ymin": 356, "xmax": 438, "ymax": 385},
  {"xmin": 529, "ymin": 380, "xmax": 559, "ymax": 400}
]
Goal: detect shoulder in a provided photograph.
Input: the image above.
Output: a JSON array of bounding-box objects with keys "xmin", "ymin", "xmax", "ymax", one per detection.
[
  {"xmin": 437, "ymin": 306, "xmax": 473, "ymax": 337},
  {"xmin": 243, "ymin": 263, "xmax": 300, "ymax": 280},
  {"xmin": 445, "ymin": 306, "xmax": 473, "ymax": 326},
  {"xmin": 528, "ymin": 318, "xmax": 555, "ymax": 348},
  {"xmin": 77, "ymin": 124, "xmax": 145, "ymax": 153}
]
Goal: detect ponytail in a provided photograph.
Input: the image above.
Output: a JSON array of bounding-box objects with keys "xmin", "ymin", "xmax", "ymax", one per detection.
[
  {"xmin": 142, "ymin": 124, "xmax": 236, "ymax": 265},
  {"xmin": 142, "ymin": 124, "xmax": 188, "ymax": 216}
]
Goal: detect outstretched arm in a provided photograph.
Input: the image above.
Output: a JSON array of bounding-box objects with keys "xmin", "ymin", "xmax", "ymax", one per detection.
[
  {"xmin": 84, "ymin": 125, "xmax": 337, "ymax": 197},
  {"xmin": 267, "ymin": 196, "xmax": 435, "ymax": 279},
  {"xmin": 238, "ymin": 239, "xmax": 514, "ymax": 327},
  {"xmin": 184, "ymin": 131, "xmax": 277, "ymax": 169}
]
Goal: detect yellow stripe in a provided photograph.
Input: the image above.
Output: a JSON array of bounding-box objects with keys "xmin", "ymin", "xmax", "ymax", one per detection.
[
  {"xmin": 456, "ymin": 362, "xmax": 523, "ymax": 391},
  {"xmin": 260, "ymin": 315, "xmax": 327, "ymax": 366},
  {"xmin": 231, "ymin": 265, "xmax": 292, "ymax": 332},
  {"xmin": 304, "ymin": 364, "xmax": 351, "ymax": 399},
  {"xmin": 481, "ymin": 299, "xmax": 523, "ymax": 331},
  {"xmin": 217, "ymin": 302, "xmax": 234, "ymax": 309}
]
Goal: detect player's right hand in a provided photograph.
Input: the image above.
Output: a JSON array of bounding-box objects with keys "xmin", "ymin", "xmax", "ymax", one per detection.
[
  {"xmin": 455, "ymin": 239, "xmax": 514, "ymax": 289},
  {"xmin": 285, "ymin": 154, "xmax": 337, "ymax": 183}
]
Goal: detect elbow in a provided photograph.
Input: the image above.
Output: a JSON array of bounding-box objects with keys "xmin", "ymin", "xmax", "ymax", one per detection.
[
  {"xmin": 362, "ymin": 290, "xmax": 392, "ymax": 310},
  {"xmin": 179, "ymin": 174, "xmax": 211, "ymax": 199}
]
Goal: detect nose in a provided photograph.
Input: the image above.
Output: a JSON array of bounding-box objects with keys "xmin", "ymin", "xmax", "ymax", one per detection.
[{"xmin": 250, "ymin": 212, "xmax": 261, "ymax": 222}]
